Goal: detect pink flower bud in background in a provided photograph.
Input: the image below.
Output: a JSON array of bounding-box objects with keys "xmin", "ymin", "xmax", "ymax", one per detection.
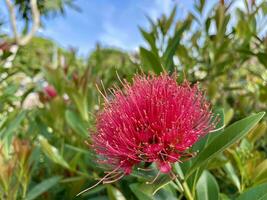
[{"xmin": 44, "ymin": 85, "xmax": 57, "ymax": 99}]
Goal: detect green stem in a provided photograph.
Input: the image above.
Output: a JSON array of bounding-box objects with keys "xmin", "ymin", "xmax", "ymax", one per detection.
[{"xmin": 182, "ymin": 181, "xmax": 194, "ymax": 200}]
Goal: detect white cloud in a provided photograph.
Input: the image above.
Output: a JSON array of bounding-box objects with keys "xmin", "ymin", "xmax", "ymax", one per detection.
[
  {"xmin": 100, "ymin": 22, "xmax": 128, "ymax": 48},
  {"xmin": 98, "ymin": 4, "xmax": 133, "ymax": 50},
  {"xmin": 98, "ymin": 0, "xmax": 177, "ymax": 51},
  {"xmin": 144, "ymin": 0, "xmax": 174, "ymax": 21}
]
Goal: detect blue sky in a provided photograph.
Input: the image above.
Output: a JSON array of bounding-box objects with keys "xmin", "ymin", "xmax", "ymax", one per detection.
[
  {"xmin": 1, "ymin": 0, "xmax": 198, "ymax": 55},
  {"xmin": 2, "ymin": 0, "xmax": 263, "ymax": 56},
  {"xmin": 39, "ymin": 0, "xmax": 195, "ymax": 55}
]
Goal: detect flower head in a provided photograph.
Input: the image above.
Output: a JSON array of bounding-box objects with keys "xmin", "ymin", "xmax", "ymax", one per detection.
[{"xmin": 92, "ymin": 73, "xmax": 215, "ymax": 177}]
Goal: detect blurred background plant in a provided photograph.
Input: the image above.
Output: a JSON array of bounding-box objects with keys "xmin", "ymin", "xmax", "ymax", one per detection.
[{"xmin": 1, "ymin": 0, "xmax": 267, "ymax": 199}]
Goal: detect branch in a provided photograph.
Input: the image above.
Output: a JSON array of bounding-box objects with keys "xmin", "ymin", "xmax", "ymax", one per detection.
[
  {"xmin": 5, "ymin": 0, "xmax": 19, "ymax": 43},
  {"xmin": 19, "ymin": 0, "xmax": 40, "ymax": 46},
  {"xmin": 5, "ymin": 0, "xmax": 40, "ymax": 46}
]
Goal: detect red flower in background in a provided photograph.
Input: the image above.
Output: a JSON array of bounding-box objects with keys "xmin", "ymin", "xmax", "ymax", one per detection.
[
  {"xmin": 81, "ymin": 73, "xmax": 215, "ymax": 194},
  {"xmin": 44, "ymin": 85, "xmax": 57, "ymax": 99}
]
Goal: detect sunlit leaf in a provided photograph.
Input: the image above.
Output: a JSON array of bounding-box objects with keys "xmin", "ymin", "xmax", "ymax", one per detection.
[{"xmin": 196, "ymin": 171, "xmax": 219, "ymax": 200}]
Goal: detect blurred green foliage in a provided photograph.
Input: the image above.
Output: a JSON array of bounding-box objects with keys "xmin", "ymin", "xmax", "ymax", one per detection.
[
  {"xmin": 1, "ymin": 0, "xmax": 267, "ymax": 199},
  {"xmin": 88, "ymin": 44, "xmax": 138, "ymax": 87}
]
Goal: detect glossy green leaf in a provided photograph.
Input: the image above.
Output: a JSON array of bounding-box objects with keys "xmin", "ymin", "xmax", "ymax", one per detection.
[
  {"xmin": 237, "ymin": 182, "xmax": 267, "ymax": 200},
  {"xmin": 187, "ymin": 112, "xmax": 265, "ymax": 177},
  {"xmin": 192, "ymin": 108, "xmax": 225, "ymax": 153},
  {"xmin": 25, "ymin": 176, "xmax": 61, "ymax": 200},
  {"xmin": 196, "ymin": 171, "xmax": 219, "ymax": 200},
  {"xmin": 207, "ymin": 154, "xmax": 228, "ymax": 169}
]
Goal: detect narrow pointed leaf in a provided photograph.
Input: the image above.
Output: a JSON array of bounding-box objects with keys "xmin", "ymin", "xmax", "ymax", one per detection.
[
  {"xmin": 187, "ymin": 112, "xmax": 265, "ymax": 177},
  {"xmin": 139, "ymin": 47, "xmax": 163, "ymax": 74},
  {"xmin": 25, "ymin": 176, "xmax": 61, "ymax": 200}
]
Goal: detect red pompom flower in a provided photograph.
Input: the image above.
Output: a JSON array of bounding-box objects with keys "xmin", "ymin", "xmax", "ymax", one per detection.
[{"xmin": 80, "ymin": 73, "xmax": 215, "ymax": 195}]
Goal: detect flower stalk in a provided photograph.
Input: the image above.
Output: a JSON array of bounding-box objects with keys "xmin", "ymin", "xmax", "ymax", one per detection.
[{"xmin": 182, "ymin": 181, "xmax": 194, "ymax": 200}]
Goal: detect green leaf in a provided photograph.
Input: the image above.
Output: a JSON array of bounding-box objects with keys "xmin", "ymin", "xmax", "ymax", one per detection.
[
  {"xmin": 224, "ymin": 162, "xmax": 241, "ymax": 191},
  {"xmin": 139, "ymin": 47, "xmax": 163, "ymax": 74},
  {"xmin": 237, "ymin": 182, "xmax": 267, "ymax": 200},
  {"xmin": 253, "ymin": 159, "xmax": 267, "ymax": 185},
  {"xmin": 129, "ymin": 174, "xmax": 176, "ymax": 200},
  {"xmin": 65, "ymin": 144, "xmax": 91, "ymax": 155},
  {"xmin": 261, "ymin": 2, "xmax": 267, "ymax": 15},
  {"xmin": 65, "ymin": 110, "xmax": 88, "ymax": 138},
  {"xmin": 107, "ymin": 185, "xmax": 126, "ymax": 200},
  {"xmin": 205, "ymin": 17, "xmax": 212, "ymax": 33},
  {"xmin": 192, "ymin": 108, "xmax": 225, "ymax": 153},
  {"xmin": 248, "ymin": 122, "xmax": 267, "ymax": 144},
  {"xmin": 139, "ymin": 27, "xmax": 157, "ymax": 54},
  {"xmin": 79, "ymin": 185, "xmax": 106, "ymax": 197},
  {"xmin": 212, "ymin": 108, "xmax": 225, "ymax": 131},
  {"xmin": 165, "ymin": 6, "xmax": 177, "ymax": 34},
  {"xmin": 187, "ymin": 112, "xmax": 265, "ymax": 178},
  {"xmin": 86, "ymin": 196, "xmax": 109, "ymax": 200},
  {"xmin": 163, "ymin": 14, "xmax": 192, "ymax": 71},
  {"xmin": 257, "ymin": 52, "xmax": 267, "ymax": 68},
  {"xmin": 130, "ymin": 183, "xmax": 153, "ymax": 200},
  {"xmin": 25, "ymin": 176, "xmax": 61, "ymax": 200},
  {"xmin": 224, "ymin": 108, "xmax": 234, "ymax": 125},
  {"xmin": 196, "ymin": 171, "xmax": 219, "ymax": 200},
  {"xmin": 0, "ymin": 111, "xmax": 26, "ymax": 139},
  {"xmin": 219, "ymin": 193, "xmax": 231, "ymax": 200},
  {"xmin": 0, "ymin": 111, "xmax": 27, "ymax": 152},
  {"xmin": 38, "ymin": 135, "xmax": 70, "ymax": 169},
  {"xmin": 215, "ymin": 5, "xmax": 227, "ymax": 36},
  {"xmin": 196, "ymin": 0, "xmax": 205, "ymax": 13}
]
